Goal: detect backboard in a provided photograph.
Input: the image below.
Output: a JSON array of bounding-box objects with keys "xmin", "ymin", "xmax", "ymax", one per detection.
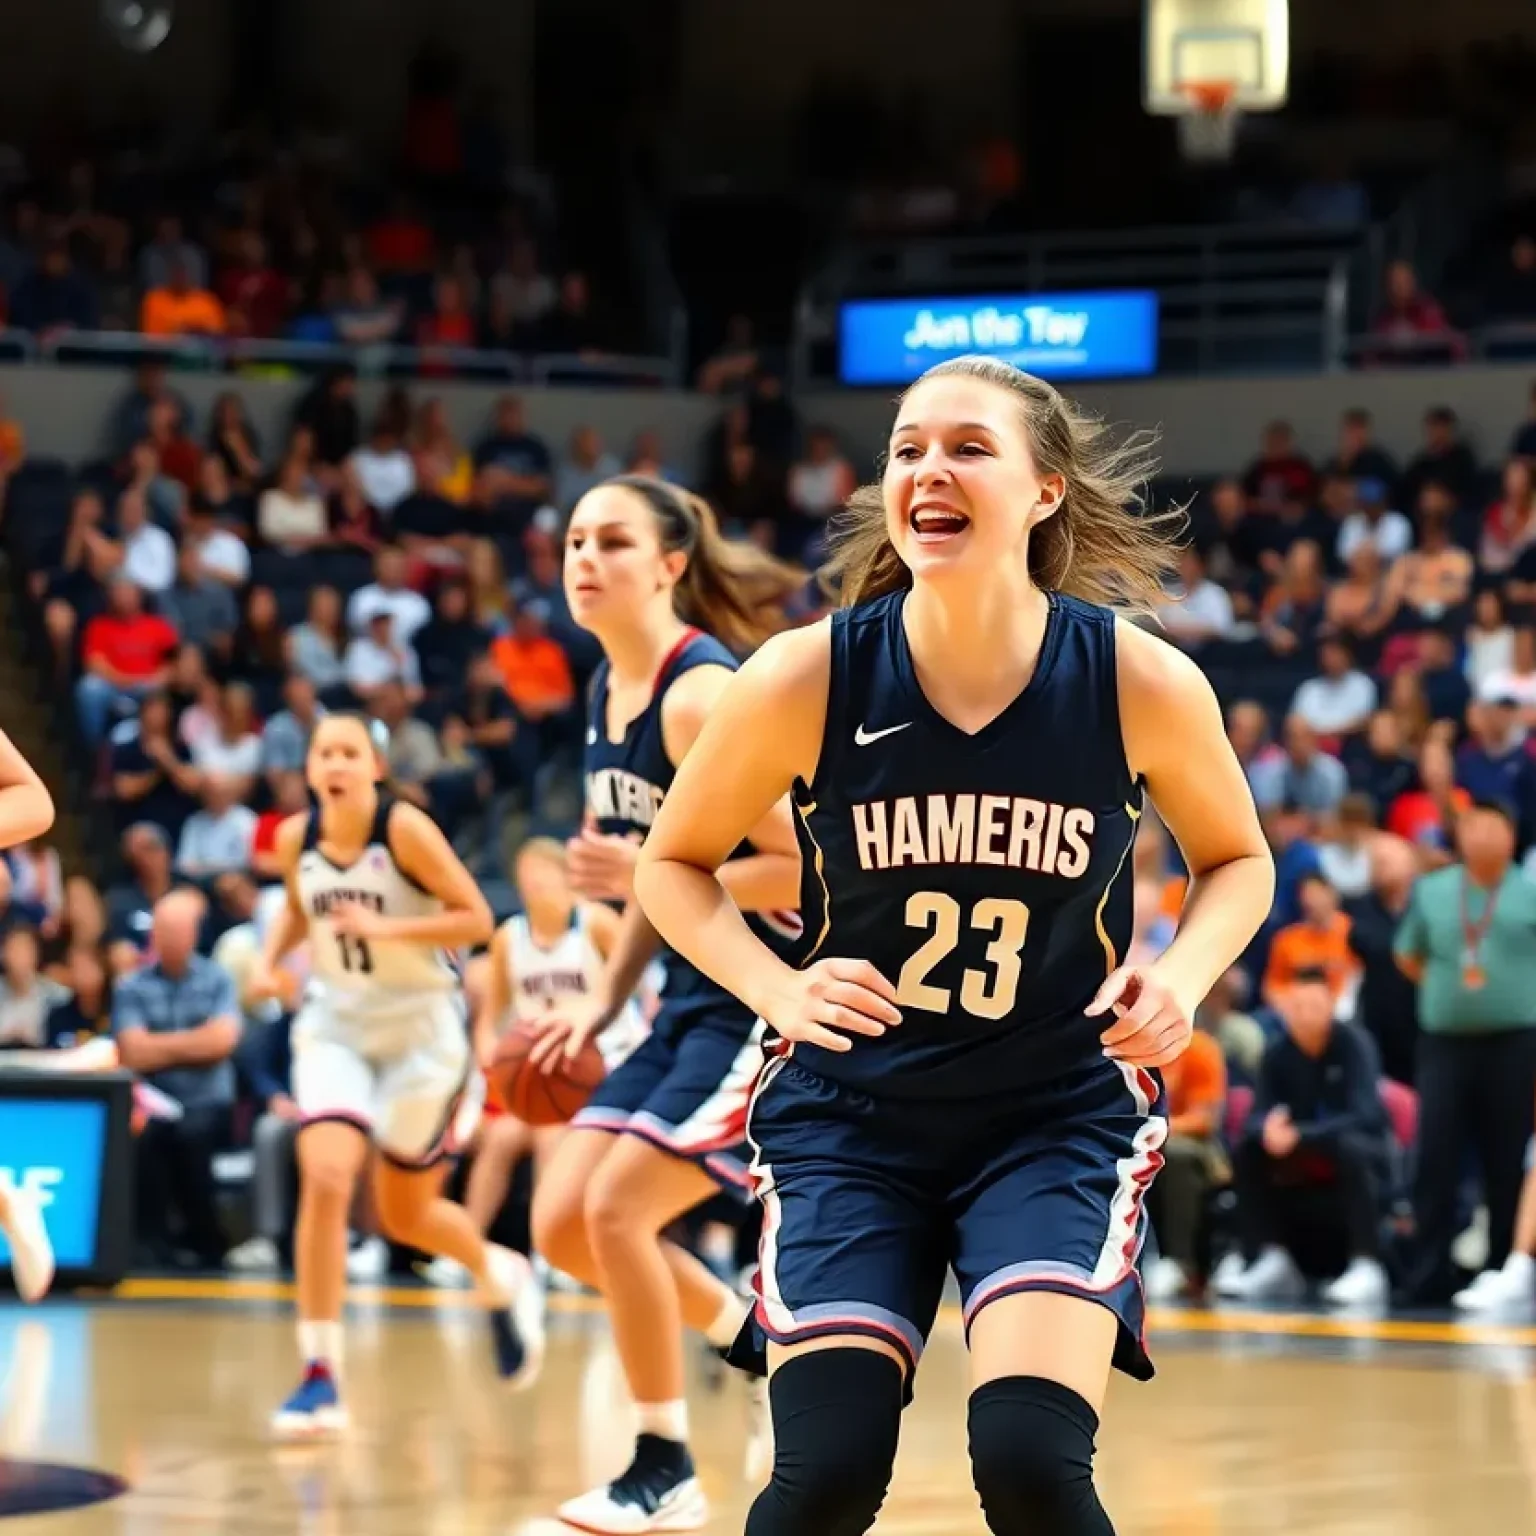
[{"xmin": 1143, "ymin": 0, "xmax": 1289, "ymax": 117}]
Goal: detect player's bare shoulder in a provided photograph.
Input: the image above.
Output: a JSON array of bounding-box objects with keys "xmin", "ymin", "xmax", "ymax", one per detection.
[{"xmin": 1113, "ymin": 615, "xmax": 1228, "ymax": 773}]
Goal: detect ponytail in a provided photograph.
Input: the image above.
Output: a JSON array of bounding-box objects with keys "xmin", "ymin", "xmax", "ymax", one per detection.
[{"xmin": 606, "ymin": 475, "xmax": 805, "ymax": 652}]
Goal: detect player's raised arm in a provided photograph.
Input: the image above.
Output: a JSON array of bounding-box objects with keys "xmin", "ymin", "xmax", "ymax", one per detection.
[
  {"xmin": 1090, "ymin": 622, "xmax": 1274, "ymax": 1066},
  {"xmin": 0, "ymin": 729, "xmax": 54, "ymax": 848},
  {"xmin": 635, "ymin": 622, "xmax": 901, "ymax": 1052}
]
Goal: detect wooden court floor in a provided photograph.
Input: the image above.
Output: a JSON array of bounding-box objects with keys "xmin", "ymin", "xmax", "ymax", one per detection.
[{"xmin": 3, "ymin": 1285, "xmax": 1536, "ymax": 1533}]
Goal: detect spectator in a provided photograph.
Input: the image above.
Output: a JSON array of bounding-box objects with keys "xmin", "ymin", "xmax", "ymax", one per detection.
[
  {"xmin": 1158, "ymin": 544, "xmax": 1234, "ymax": 649},
  {"xmin": 349, "ymin": 400, "xmax": 418, "ymax": 514},
  {"xmin": 368, "ymin": 681, "xmax": 442, "ymax": 805},
  {"xmin": 1317, "ymin": 792, "xmax": 1378, "ymax": 901},
  {"xmin": 207, "ymin": 394, "xmax": 264, "ymax": 493},
  {"xmin": 1325, "ymin": 543, "xmax": 1397, "ymax": 650},
  {"xmin": 176, "ymin": 774, "xmax": 258, "ymax": 880},
  {"xmin": 110, "ymin": 361, "xmax": 189, "ymax": 459},
  {"xmin": 1512, "ymin": 380, "xmax": 1536, "ymax": 461},
  {"xmin": 111, "ymin": 487, "xmax": 177, "ymax": 597},
  {"xmin": 1291, "ymin": 637, "xmax": 1378, "ymax": 739},
  {"xmin": 1414, "ymin": 630, "xmax": 1473, "ymax": 728},
  {"xmin": 1386, "ymin": 490, "xmax": 1474, "ymax": 624},
  {"xmin": 146, "ymin": 398, "xmax": 202, "ymax": 494},
  {"xmin": 109, "ymin": 690, "xmax": 201, "ymax": 839},
  {"xmin": 139, "ymin": 214, "xmax": 208, "ymax": 293},
  {"xmin": 231, "ymin": 585, "xmax": 290, "ymax": 700},
  {"xmin": 185, "ymin": 477, "xmax": 253, "ymax": 588},
  {"xmin": 188, "ymin": 682, "xmax": 262, "ymax": 795},
  {"xmin": 1324, "ymin": 406, "xmax": 1399, "ymax": 491},
  {"xmin": 1242, "ymin": 419, "xmax": 1317, "ymax": 516},
  {"xmin": 1478, "ymin": 627, "xmax": 1536, "ymax": 727},
  {"xmin": 331, "ymin": 266, "xmax": 404, "ymax": 347},
  {"xmin": 1455, "ymin": 686, "xmax": 1536, "ymax": 842},
  {"xmin": 1198, "ymin": 967, "xmax": 1267, "ymax": 1083},
  {"xmin": 1395, "ymin": 798, "xmax": 1536, "ymax": 1304},
  {"xmin": 141, "ymin": 258, "xmax": 227, "ymax": 339},
  {"xmin": 217, "ymin": 230, "xmax": 289, "ymax": 339},
  {"xmin": 1219, "ymin": 968, "xmax": 1392, "ymax": 1306},
  {"xmin": 1369, "ymin": 260, "xmax": 1463, "ymax": 363},
  {"xmin": 113, "ymin": 889, "xmax": 241, "ymax": 1269},
  {"xmin": 345, "ymin": 611, "xmax": 422, "ymax": 706},
  {"xmin": 626, "ymin": 428, "xmax": 685, "ymax": 486},
  {"xmin": 1384, "ymin": 733, "xmax": 1469, "ymax": 855},
  {"xmin": 44, "ymin": 945, "xmax": 110, "ymax": 1048},
  {"xmin": 489, "ymin": 237, "xmax": 555, "ymax": 334},
  {"xmin": 1263, "ymin": 872, "xmax": 1359, "ymax": 1007},
  {"xmin": 159, "ymin": 540, "xmax": 239, "ymax": 658},
  {"xmin": 490, "ymin": 600, "xmax": 575, "ymax": 726},
  {"xmin": 328, "ymin": 462, "xmax": 384, "ymax": 552},
  {"xmin": 696, "ymin": 313, "xmax": 759, "ymax": 396},
  {"xmin": 292, "ymin": 367, "xmax": 360, "ymax": 475},
  {"xmin": 1346, "ymin": 834, "xmax": 1421, "ymax": 1087},
  {"xmin": 251, "ymin": 771, "xmax": 310, "ymax": 880},
  {"xmin": 1347, "ymin": 711, "xmax": 1417, "ymax": 813},
  {"xmin": 75, "ymin": 577, "xmax": 178, "ymax": 745},
  {"xmin": 416, "ymin": 273, "xmax": 477, "ymax": 353},
  {"xmin": 106, "ymin": 823, "xmax": 177, "ymax": 970},
  {"xmin": 9, "ymin": 239, "xmax": 98, "ymax": 334},
  {"xmin": 1336, "ymin": 479, "xmax": 1413, "ymax": 566},
  {"xmin": 288, "ymin": 584, "xmax": 349, "ymax": 695},
  {"xmin": 1481, "ymin": 458, "xmax": 1536, "ymax": 574},
  {"xmin": 226, "ymin": 1005, "xmax": 300, "ymax": 1273},
  {"xmin": 1402, "ymin": 412, "xmax": 1476, "ymax": 513},
  {"xmin": 411, "ymin": 398, "xmax": 473, "ymax": 505},
  {"xmin": 535, "ymin": 270, "xmax": 600, "ymax": 354},
  {"xmin": 473, "ymin": 394, "xmax": 553, "ymax": 526},
  {"xmin": 260, "ymin": 674, "xmax": 325, "ymax": 784},
  {"xmin": 1465, "ymin": 591, "xmax": 1517, "ymax": 695},
  {"xmin": 1250, "ymin": 715, "xmax": 1348, "ymax": 816},
  {"xmin": 414, "ymin": 582, "xmax": 489, "ymax": 697},
  {"xmin": 347, "ymin": 545, "xmax": 432, "ymax": 643},
  {"xmin": 1142, "ymin": 1013, "xmax": 1229, "ymax": 1302},
  {"xmin": 554, "ymin": 424, "xmax": 620, "ymax": 512},
  {"xmin": 257, "ymin": 452, "xmax": 328, "ymax": 551},
  {"xmin": 0, "ymin": 927, "xmax": 71, "ymax": 1048},
  {"xmin": 1486, "ymin": 235, "xmax": 1536, "ymax": 324},
  {"xmin": 1260, "ymin": 541, "xmax": 1329, "ymax": 661}
]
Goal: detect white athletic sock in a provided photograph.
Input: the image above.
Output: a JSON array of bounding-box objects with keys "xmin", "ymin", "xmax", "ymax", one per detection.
[
  {"xmin": 635, "ymin": 1399, "xmax": 689, "ymax": 1443},
  {"xmin": 704, "ymin": 1290, "xmax": 751, "ymax": 1349},
  {"xmin": 298, "ymin": 1319, "xmax": 344, "ymax": 1375}
]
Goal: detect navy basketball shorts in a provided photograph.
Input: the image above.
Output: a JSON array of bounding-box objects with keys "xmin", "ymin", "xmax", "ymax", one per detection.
[
  {"xmin": 743, "ymin": 1053, "xmax": 1168, "ymax": 1387},
  {"xmin": 571, "ymin": 1009, "xmax": 767, "ymax": 1196}
]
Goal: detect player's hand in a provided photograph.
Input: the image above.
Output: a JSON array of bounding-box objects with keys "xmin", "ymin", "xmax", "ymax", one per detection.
[
  {"xmin": 528, "ymin": 1000, "xmax": 606, "ymax": 1075},
  {"xmin": 330, "ymin": 901, "xmax": 384, "ymax": 940},
  {"xmin": 565, "ymin": 828, "xmax": 642, "ymax": 902},
  {"xmin": 760, "ymin": 957, "xmax": 901, "ymax": 1054},
  {"xmin": 1088, "ymin": 965, "xmax": 1193, "ymax": 1069}
]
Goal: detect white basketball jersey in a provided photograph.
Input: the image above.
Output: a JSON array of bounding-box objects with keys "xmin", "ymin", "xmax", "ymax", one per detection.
[
  {"xmin": 502, "ymin": 909, "xmax": 647, "ymax": 1067},
  {"xmin": 297, "ymin": 799, "xmax": 458, "ymax": 1012}
]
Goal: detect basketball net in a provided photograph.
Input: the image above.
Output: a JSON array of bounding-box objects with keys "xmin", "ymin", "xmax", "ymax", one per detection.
[{"xmin": 1176, "ymin": 80, "xmax": 1239, "ymax": 163}]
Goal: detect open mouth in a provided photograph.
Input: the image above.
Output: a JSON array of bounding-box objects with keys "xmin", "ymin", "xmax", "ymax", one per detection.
[{"xmin": 909, "ymin": 505, "xmax": 971, "ymax": 543}]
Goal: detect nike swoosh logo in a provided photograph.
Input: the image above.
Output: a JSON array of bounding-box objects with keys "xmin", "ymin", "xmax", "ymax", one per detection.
[{"xmin": 854, "ymin": 721, "xmax": 913, "ymax": 746}]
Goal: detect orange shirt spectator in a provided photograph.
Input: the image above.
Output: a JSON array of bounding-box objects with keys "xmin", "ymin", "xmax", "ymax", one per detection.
[
  {"xmin": 1161, "ymin": 1028, "xmax": 1226, "ymax": 1139},
  {"xmin": 1263, "ymin": 900, "xmax": 1358, "ymax": 1005},
  {"xmin": 141, "ymin": 277, "xmax": 227, "ymax": 338},
  {"xmin": 490, "ymin": 614, "xmax": 574, "ymax": 721}
]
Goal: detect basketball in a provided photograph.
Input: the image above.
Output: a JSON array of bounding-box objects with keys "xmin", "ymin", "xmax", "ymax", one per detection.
[{"xmin": 487, "ymin": 1022, "xmax": 606, "ymax": 1127}]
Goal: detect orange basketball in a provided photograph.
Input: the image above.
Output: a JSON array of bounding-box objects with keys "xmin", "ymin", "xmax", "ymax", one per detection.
[{"xmin": 488, "ymin": 1022, "xmax": 606, "ymax": 1127}]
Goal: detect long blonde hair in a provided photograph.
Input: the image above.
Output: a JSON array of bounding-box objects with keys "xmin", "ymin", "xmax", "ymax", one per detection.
[
  {"xmin": 606, "ymin": 475, "xmax": 805, "ymax": 653},
  {"xmin": 822, "ymin": 356, "xmax": 1185, "ymax": 614}
]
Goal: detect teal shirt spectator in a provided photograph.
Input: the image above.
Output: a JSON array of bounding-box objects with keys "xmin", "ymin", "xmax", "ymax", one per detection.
[{"xmin": 1393, "ymin": 865, "xmax": 1536, "ymax": 1034}]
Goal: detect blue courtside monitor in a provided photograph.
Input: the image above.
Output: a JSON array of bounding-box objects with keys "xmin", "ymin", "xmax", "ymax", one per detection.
[
  {"xmin": 0, "ymin": 1098, "xmax": 108, "ymax": 1269},
  {"xmin": 837, "ymin": 290, "xmax": 1159, "ymax": 386}
]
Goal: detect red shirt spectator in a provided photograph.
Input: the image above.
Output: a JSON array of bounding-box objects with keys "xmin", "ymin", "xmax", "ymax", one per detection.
[
  {"xmin": 217, "ymin": 232, "xmax": 290, "ymax": 339},
  {"xmin": 1242, "ymin": 420, "xmax": 1316, "ymax": 514},
  {"xmin": 1369, "ymin": 259, "xmax": 1466, "ymax": 360},
  {"xmin": 367, "ymin": 201, "xmax": 435, "ymax": 275},
  {"xmin": 81, "ymin": 599, "xmax": 178, "ymax": 684}
]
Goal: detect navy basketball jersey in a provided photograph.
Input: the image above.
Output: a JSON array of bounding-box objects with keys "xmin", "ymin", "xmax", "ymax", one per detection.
[
  {"xmin": 789, "ymin": 590, "xmax": 1142, "ymax": 1097},
  {"xmin": 585, "ymin": 629, "xmax": 800, "ymax": 1034}
]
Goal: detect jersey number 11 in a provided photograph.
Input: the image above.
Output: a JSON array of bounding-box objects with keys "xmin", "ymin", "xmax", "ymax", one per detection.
[
  {"xmin": 896, "ymin": 892, "xmax": 1028, "ymax": 1020},
  {"xmin": 338, "ymin": 934, "xmax": 374, "ymax": 974}
]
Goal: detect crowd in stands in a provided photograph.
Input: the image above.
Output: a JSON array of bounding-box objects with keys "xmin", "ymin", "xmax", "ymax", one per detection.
[{"xmin": 6, "ymin": 352, "xmax": 1536, "ymax": 1320}]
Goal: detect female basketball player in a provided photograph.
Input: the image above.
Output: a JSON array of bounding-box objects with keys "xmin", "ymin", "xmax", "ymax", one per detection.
[
  {"xmin": 0, "ymin": 729, "xmax": 55, "ymax": 1302},
  {"xmin": 248, "ymin": 713, "xmax": 543, "ymax": 1440},
  {"xmin": 423, "ymin": 837, "xmax": 650, "ymax": 1288},
  {"xmin": 528, "ymin": 475, "xmax": 803, "ymax": 1531},
  {"xmin": 634, "ymin": 357, "xmax": 1276, "ymax": 1536}
]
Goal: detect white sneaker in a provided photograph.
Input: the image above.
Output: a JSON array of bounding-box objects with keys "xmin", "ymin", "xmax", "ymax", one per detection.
[
  {"xmin": 557, "ymin": 1464, "xmax": 709, "ymax": 1533},
  {"xmin": 1210, "ymin": 1250, "xmax": 1249, "ymax": 1297},
  {"xmin": 420, "ymin": 1255, "xmax": 470, "ymax": 1289},
  {"xmin": 225, "ymin": 1236, "xmax": 279, "ymax": 1273},
  {"xmin": 1455, "ymin": 1252, "xmax": 1535, "ymax": 1312},
  {"xmin": 1322, "ymin": 1258, "xmax": 1389, "ymax": 1308},
  {"xmin": 1228, "ymin": 1246, "xmax": 1305, "ymax": 1303},
  {"xmin": 482, "ymin": 1245, "xmax": 546, "ymax": 1391},
  {"xmin": 1143, "ymin": 1255, "xmax": 1189, "ymax": 1303},
  {"xmin": 346, "ymin": 1237, "xmax": 388, "ymax": 1281},
  {"xmin": 743, "ymin": 1377, "xmax": 773, "ymax": 1483},
  {"xmin": 1452, "ymin": 1205, "xmax": 1490, "ymax": 1275},
  {"xmin": 3, "ymin": 1185, "xmax": 54, "ymax": 1303}
]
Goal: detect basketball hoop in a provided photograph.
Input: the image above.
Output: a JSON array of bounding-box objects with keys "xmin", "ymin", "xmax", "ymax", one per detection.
[{"xmin": 1176, "ymin": 80, "xmax": 1239, "ymax": 163}]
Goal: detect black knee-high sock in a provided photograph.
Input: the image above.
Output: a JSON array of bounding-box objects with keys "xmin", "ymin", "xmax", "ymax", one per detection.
[
  {"xmin": 745, "ymin": 1349, "xmax": 904, "ymax": 1536},
  {"xmin": 969, "ymin": 1376, "xmax": 1116, "ymax": 1536}
]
